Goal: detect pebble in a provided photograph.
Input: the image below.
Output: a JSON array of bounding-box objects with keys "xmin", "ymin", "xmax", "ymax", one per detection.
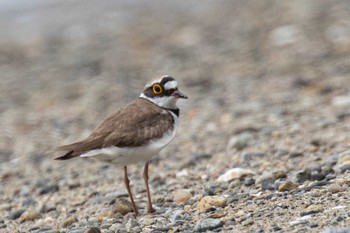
[
  {"xmin": 272, "ymin": 170, "xmax": 287, "ymax": 179},
  {"xmin": 32, "ymin": 227, "xmax": 53, "ymax": 233},
  {"xmin": 8, "ymin": 208, "xmax": 26, "ymax": 220},
  {"xmin": 334, "ymin": 164, "xmax": 350, "ymax": 173},
  {"xmin": 109, "ymin": 198, "xmax": 133, "ymax": 216},
  {"xmin": 327, "ymin": 184, "xmax": 343, "ymax": 193},
  {"xmin": 19, "ymin": 209, "xmax": 41, "ymax": 223},
  {"xmin": 337, "ymin": 151, "xmax": 350, "ymax": 164},
  {"xmin": 294, "ymin": 170, "xmax": 311, "ymax": 183},
  {"xmin": 261, "ymin": 177, "xmax": 276, "ymax": 191},
  {"xmin": 244, "ymin": 177, "xmax": 255, "ymax": 186},
  {"xmin": 278, "ymin": 180, "xmax": 298, "ymax": 192},
  {"xmin": 305, "ymin": 180, "xmax": 329, "ymax": 191},
  {"xmin": 240, "ymin": 152, "xmax": 265, "ymax": 161},
  {"xmin": 194, "ymin": 218, "xmax": 224, "ymax": 232},
  {"xmin": 332, "ymin": 95, "xmax": 350, "ymax": 106},
  {"xmin": 85, "ymin": 227, "xmax": 101, "ymax": 233},
  {"xmin": 217, "ymin": 168, "xmax": 255, "ymax": 182},
  {"xmin": 310, "ymin": 171, "xmax": 326, "ymax": 181},
  {"xmin": 38, "ymin": 184, "xmax": 59, "ymax": 195},
  {"xmin": 0, "ymin": 203, "xmax": 12, "ymax": 211},
  {"xmin": 227, "ymin": 133, "xmax": 254, "ymax": 151},
  {"xmin": 62, "ymin": 216, "xmax": 78, "ymax": 227},
  {"xmin": 173, "ymin": 190, "xmax": 192, "ymax": 203},
  {"xmin": 300, "ymin": 205, "xmax": 324, "ymax": 216},
  {"xmin": 109, "ymin": 223, "xmax": 124, "ymax": 232},
  {"xmin": 324, "ymin": 228, "xmax": 350, "ymax": 233},
  {"xmin": 125, "ymin": 219, "xmax": 139, "ymax": 232},
  {"xmin": 270, "ymin": 24, "xmax": 301, "ymax": 46},
  {"xmin": 170, "ymin": 209, "xmax": 184, "ymax": 224},
  {"xmin": 197, "ymin": 195, "xmax": 227, "ymax": 213},
  {"xmin": 208, "ymin": 211, "xmax": 226, "ymax": 219},
  {"xmin": 65, "ymin": 228, "xmax": 85, "ymax": 233},
  {"xmin": 22, "ymin": 197, "xmax": 37, "ymax": 207}
]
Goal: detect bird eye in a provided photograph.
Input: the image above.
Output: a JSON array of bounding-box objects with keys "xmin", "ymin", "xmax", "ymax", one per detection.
[{"xmin": 152, "ymin": 84, "xmax": 163, "ymax": 94}]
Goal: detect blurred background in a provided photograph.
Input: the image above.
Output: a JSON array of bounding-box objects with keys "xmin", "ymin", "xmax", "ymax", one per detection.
[{"xmin": 1, "ymin": 0, "xmax": 350, "ymax": 231}]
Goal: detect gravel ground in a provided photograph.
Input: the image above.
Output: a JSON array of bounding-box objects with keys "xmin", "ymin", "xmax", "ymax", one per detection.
[{"xmin": 1, "ymin": 1, "xmax": 350, "ymax": 232}]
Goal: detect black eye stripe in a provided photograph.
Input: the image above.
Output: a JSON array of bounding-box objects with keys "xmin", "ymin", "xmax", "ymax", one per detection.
[
  {"xmin": 164, "ymin": 88, "xmax": 177, "ymax": 95},
  {"xmin": 160, "ymin": 76, "xmax": 175, "ymax": 85}
]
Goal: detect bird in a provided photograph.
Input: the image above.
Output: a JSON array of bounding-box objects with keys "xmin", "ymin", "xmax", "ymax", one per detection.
[{"xmin": 54, "ymin": 75, "xmax": 187, "ymax": 216}]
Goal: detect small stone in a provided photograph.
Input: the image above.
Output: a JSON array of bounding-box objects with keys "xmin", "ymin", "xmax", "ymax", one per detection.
[
  {"xmin": 305, "ymin": 180, "xmax": 329, "ymax": 191},
  {"xmin": 300, "ymin": 205, "xmax": 324, "ymax": 217},
  {"xmin": 8, "ymin": 208, "xmax": 26, "ymax": 220},
  {"xmin": 334, "ymin": 164, "xmax": 350, "ymax": 173},
  {"xmin": 62, "ymin": 216, "xmax": 78, "ymax": 227},
  {"xmin": 64, "ymin": 228, "xmax": 85, "ymax": 233},
  {"xmin": 278, "ymin": 180, "xmax": 298, "ymax": 192},
  {"xmin": 85, "ymin": 227, "xmax": 101, "ymax": 233},
  {"xmin": 295, "ymin": 170, "xmax": 311, "ymax": 183},
  {"xmin": 125, "ymin": 219, "xmax": 139, "ymax": 232},
  {"xmin": 109, "ymin": 198, "xmax": 133, "ymax": 216},
  {"xmin": 140, "ymin": 217, "xmax": 156, "ymax": 226},
  {"xmin": 194, "ymin": 218, "xmax": 223, "ymax": 232},
  {"xmin": 332, "ymin": 95, "xmax": 350, "ymax": 106},
  {"xmin": 326, "ymin": 174, "xmax": 337, "ymax": 181},
  {"xmin": 240, "ymin": 152, "xmax": 265, "ymax": 161},
  {"xmin": 208, "ymin": 211, "xmax": 226, "ymax": 219},
  {"xmin": 173, "ymin": 190, "xmax": 192, "ymax": 203},
  {"xmin": 261, "ymin": 177, "xmax": 276, "ymax": 191},
  {"xmin": 184, "ymin": 205, "xmax": 191, "ymax": 212},
  {"xmin": 109, "ymin": 224, "xmax": 123, "ymax": 232},
  {"xmin": 270, "ymin": 25, "xmax": 301, "ymax": 46},
  {"xmin": 197, "ymin": 196, "xmax": 227, "ymax": 213},
  {"xmin": 324, "ymin": 227, "xmax": 350, "ymax": 233},
  {"xmin": 33, "ymin": 226, "xmax": 53, "ymax": 233},
  {"xmin": 242, "ymin": 219, "xmax": 254, "ymax": 226},
  {"xmin": 337, "ymin": 152, "xmax": 350, "ymax": 164},
  {"xmin": 328, "ymin": 184, "xmax": 343, "ymax": 193},
  {"xmin": 289, "ymin": 152, "xmax": 304, "ymax": 158},
  {"xmin": 217, "ymin": 168, "xmax": 255, "ymax": 182},
  {"xmin": 310, "ymin": 171, "xmax": 326, "ymax": 181},
  {"xmin": 244, "ymin": 177, "xmax": 255, "ymax": 187},
  {"xmin": 227, "ymin": 133, "xmax": 254, "ymax": 151},
  {"xmin": 0, "ymin": 203, "xmax": 12, "ymax": 211},
  {"xmin": 39, "ymin": 184, "xmax": 59, "ymax": 195},
  {"xmin": 22, "ymin": 198, "xmax": 37, "ymax": 207},
  {"xmin": 272, "ymin": 170, "xmax": 287, "ymax": 179},
  {"xmin": 170, "ymin": 209, "xmax": 183, "ymax": 224},
  {"xmin": 19, "ymin": 209, "xmax": 41, "ymax": 223}
]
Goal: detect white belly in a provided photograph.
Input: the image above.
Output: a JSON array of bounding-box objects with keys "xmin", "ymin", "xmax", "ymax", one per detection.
[{"xmin": 80, "ymin": 114, "xmax": 178, "ymax": 166}]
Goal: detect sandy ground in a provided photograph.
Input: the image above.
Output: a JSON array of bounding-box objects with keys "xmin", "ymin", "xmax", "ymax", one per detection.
[{"xmin": 1, "ymin": 1, "xmax": 350, "ymax": 232}]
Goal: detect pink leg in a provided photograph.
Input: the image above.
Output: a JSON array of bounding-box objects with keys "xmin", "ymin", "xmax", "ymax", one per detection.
[
  {"xmin": 143, "ymin": 162, "xmax": 156, "ymax": 213},
  {"xmin": 124, "ymin": 166, "xmax": 139, "ymax": 216}
]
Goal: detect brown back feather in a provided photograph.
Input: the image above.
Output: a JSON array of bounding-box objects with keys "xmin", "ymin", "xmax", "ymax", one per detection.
[{"xmin": 54, "ymin": 98, "xmax": 175, "ymax": 159}]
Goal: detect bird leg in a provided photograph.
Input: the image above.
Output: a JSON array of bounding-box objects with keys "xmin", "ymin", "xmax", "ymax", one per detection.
[
  {"xmin": 124, "ymin": 166, "xmax": 139, "ymax": 216},
  {"xmin": 143, "ymin": 162, "xmax": 156, "ymax": 213}
]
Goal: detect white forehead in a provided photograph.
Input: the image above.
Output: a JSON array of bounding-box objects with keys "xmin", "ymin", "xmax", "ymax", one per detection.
[{"xmin": 164, "ymin": 80, "xmax": 177, "ymax": 90}]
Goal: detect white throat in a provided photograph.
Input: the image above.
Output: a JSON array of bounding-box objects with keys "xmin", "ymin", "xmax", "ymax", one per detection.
[{"xmin": 139, "ymin": 93, "xmax": 178, "ymax": 109}]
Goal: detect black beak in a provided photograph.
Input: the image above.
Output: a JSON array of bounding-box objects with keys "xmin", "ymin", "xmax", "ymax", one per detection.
[{"xmin": 172, "ymin": 90, "xmax": 188, "ymax": 99}]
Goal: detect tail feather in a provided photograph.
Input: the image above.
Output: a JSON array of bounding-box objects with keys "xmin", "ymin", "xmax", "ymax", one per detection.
[{"xmin": 54, "ymin": 151, "xmax": 75, "ymax": 160}]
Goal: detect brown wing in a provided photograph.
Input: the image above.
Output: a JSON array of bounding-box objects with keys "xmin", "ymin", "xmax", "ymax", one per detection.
[{"xmin": 54, "ymin": 98, "xmax": 174, "ymax": 160}]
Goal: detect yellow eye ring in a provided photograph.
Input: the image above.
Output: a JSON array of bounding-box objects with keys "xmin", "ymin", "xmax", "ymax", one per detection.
[{"xmin": 152, "ymin": 84, "xmax": 163, "ymax": 94}]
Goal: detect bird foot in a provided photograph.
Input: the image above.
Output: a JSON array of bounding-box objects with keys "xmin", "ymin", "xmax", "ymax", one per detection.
[{"xmin": 148, "ymin": 207, "xmax": 156, "ymax": 213}]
